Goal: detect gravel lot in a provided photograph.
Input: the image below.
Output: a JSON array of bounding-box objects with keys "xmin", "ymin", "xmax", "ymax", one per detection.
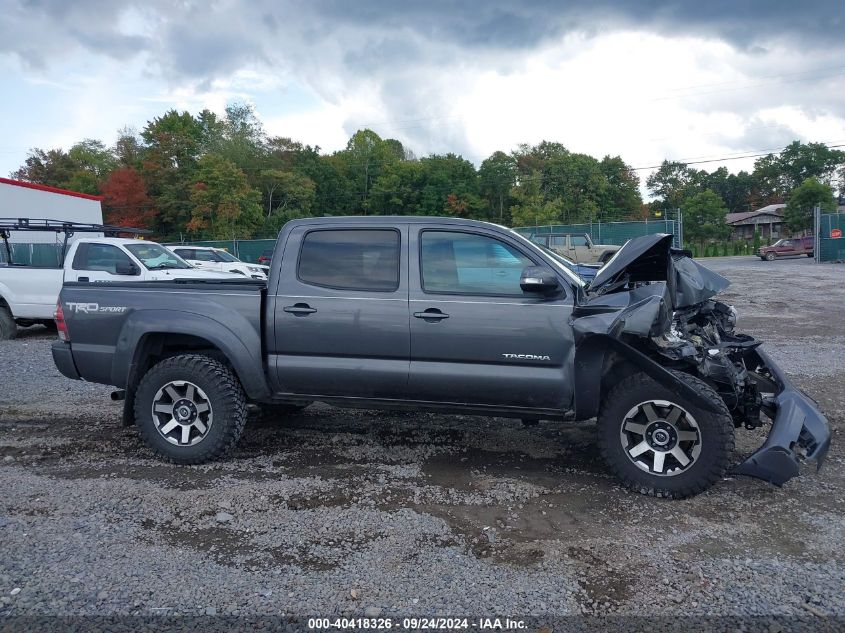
[{"xmin": 1, "ymin": 256, "xmax": 843, "ymax": 624}]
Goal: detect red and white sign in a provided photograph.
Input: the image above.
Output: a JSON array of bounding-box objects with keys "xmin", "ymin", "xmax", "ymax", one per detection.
[{"xmin": 832, "ymin": 228, "xmax": 843, "ymax": 239}]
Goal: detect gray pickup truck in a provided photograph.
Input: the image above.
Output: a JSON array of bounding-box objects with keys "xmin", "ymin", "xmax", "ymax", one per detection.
[{"xmin": 51, "ymin": 217, "xmax": 830, "ymax": 498}]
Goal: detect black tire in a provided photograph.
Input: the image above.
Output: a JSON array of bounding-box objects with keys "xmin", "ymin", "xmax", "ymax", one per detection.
[
  {"xmin": 597, "ymin": 371, "xmax": 734, "ymax": 499},
  {"xmin": 0, "ymin": 306, "xmax": 17, "ymax": 340},
  {"xmin": 598, "ymin": 251, "xmax": 615, "ymax": 264},
  {"xmin": 133, "ymin": 354, "xmax": 247, "ymax": 464},
  {"xmin": 765, "ymin": 252, "xmax": 776, "ymax": 261},
  {"xmin": 259, "ymin": 402, "xmax": 312, "ymax": 420},
  {"xmin": 806, "ymin": 252, "xmax": 814, "ymax": 258}
]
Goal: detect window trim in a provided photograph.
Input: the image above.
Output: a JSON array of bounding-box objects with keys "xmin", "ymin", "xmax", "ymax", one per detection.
[
  {"xmin": 418, "ymin": 229, "xmax": 548, "ymax": 299},
  {"xmin": 296, "ymin": 227, "xmax": 402, "ymax": 293}
]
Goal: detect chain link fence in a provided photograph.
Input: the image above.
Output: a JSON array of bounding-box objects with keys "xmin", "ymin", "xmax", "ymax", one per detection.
[
  {"xmin": 816, "ymin": 211, "xmax": 845, "ymax": 262},
  {"xmin": 513, "ymin": 218, "xmax": 682, "ymax": 248}
]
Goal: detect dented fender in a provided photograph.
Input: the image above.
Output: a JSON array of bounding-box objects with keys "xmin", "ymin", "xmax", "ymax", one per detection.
[{"xmin": 573, "ymin": 333, "xmax": 722, "ymax": 420}]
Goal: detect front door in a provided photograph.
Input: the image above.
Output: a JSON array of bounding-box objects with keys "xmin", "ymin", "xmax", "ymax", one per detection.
[
  {"xmin": 407, "ymin": 227, "xmax": 575, "ymax": 411},
  {"xmin": 66, "ymin": 242, "xmax": 141, "ymax": 283},
  {"xmin": 270, "ymin": 225, "xmax": 410, "ymax": 399}
]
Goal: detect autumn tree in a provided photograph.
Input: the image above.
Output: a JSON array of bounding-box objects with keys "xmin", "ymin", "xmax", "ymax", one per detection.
[{"xmin": 99, "ymin": 167, "xmax": 156, "ymax": 229}]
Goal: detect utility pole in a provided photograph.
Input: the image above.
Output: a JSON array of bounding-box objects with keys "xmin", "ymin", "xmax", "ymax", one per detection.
[{"xmin": 813, "ymin": 203, "xmax": 821, "ymax": 263}]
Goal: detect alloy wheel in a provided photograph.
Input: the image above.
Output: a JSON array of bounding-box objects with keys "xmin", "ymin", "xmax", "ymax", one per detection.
[
  {"xmin": 619, "ymin": 400, "xmax": 701, "ymax": 476},
  {"xmin": 151, "ymin": 380, "xmax": 213, "ymax": 446}
]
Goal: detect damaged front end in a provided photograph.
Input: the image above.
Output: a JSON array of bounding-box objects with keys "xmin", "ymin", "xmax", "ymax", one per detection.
[{"xmin": 576, "ymin": 234, "xmax": 831, "ymax": 486}]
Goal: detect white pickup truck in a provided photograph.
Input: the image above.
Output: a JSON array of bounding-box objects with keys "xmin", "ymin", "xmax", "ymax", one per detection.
[{"xmin": 0, "ymin": 220, "xmax": 235, "ymax": 340}]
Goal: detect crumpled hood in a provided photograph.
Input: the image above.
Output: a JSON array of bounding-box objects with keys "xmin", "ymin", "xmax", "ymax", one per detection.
[{"xmin": 588, "ymin": 233, "xmax": 729, "ymax": 309}]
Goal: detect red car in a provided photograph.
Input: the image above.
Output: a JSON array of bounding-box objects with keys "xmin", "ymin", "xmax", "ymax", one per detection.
[
  {"xmin": 758, "ymin": 236, "xmax": 814, "ymax": 261},
  {"xmin": 257, "ymin": 249, "xmax": 273, "ymax": 265}
]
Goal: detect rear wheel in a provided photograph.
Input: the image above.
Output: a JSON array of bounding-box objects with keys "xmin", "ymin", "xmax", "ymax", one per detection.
[
  {"xmin": 597, "ymin": 371, "xmax": 734, "ymax": 498},
  {"xmin": 806, "ymin": 252, "xmax": 814, "ymax": 257},
  {"xmin": 765, "ymin": 252, "xmax": 776, "ymax": 261},
  {"xmin": 0, "ymin": 306, "xmax": 17, "ymax": 340},
  {"xmin": 134, "ymin": 354, "xmax": 247, "ymax": 464}
]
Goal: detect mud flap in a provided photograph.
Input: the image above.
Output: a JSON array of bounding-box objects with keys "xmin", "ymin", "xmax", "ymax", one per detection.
[{"xmin": 734, "ymin": 348, "xmax": 831, "ymax": 485}]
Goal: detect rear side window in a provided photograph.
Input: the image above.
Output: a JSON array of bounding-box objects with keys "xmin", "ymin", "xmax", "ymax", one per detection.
[
  {"xmin": 193, "ymin": 250, "xmax": 220, "ymax": 262},
  {"xmin": 298, "ymin": 229, "xmax": 400, "ymax": 291},
  {"xmin": 569, "ymin": 235, "xmax": 589, "ymax": 247},
  {"xmin": 173, "ymin": 248, "xmax": 194, "ymax": 259},
  {"xmin": 72, "ymin": 243, "xmax": 134, "ymax": 274}
]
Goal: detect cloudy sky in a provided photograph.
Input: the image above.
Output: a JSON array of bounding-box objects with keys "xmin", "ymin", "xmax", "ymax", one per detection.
[{"xmin": 2, "ymin": 0, "xmax": 844, "ymax": 187}]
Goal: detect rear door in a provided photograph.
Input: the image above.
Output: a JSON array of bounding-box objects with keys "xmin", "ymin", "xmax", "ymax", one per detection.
[
  {"xmin": 190, "ymin": 249, "xmax": 225, "ymax": 272},
  {"xmin": 269, "ymin": 224, "xmax": 410, "ymax": 398},
  {"xmin": 407, "ymin": 226, "xmax": 575, "ymax": 411}
]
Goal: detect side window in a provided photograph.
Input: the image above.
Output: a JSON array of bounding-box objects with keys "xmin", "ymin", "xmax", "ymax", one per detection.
[
  {"xmin": 174, "ymin": 249, "xmax": 194, "ymax": 259},
  {"xmin": 73, "ymin": 243, "xmax": 134, "ymax": 274},
  {"xmin": 569, "ymin": 235, "xmax": 589, "ymax": 247},
  {"xmin": 420, "ymin": 231, "xmax": 534, "ymax": 296},
  {"xmin": 549, "ymin": 236, "xmax": 567, "ymax": 249},
  {"xmin": 298, "ymin": 229, "xmax": 400, "ymax": 291},
  {"xmin": 194, "ymin": 250, "xmax": 219, "ymax": 262}
]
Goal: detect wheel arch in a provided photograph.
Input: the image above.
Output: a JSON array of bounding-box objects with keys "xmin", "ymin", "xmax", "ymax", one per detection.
[
  {"xmin": 113, "ymin": 310, "xmax": 271, "ymax": 401},
  {"xmin": 573, "ymin": 333, "xmax": 721, "ymax": 420}
]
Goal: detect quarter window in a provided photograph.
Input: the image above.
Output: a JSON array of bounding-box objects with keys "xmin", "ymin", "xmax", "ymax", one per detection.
[
  {"xmin": 420, "ymin": 231, "xmax": 534, "ymax": 296},
  {"xmin": 569, "ymin": 235, "xmax": 589, "ymax": 247},
  {"xmin": 298, "ymin": 229, "xmax": 400, "ymax": 291}
]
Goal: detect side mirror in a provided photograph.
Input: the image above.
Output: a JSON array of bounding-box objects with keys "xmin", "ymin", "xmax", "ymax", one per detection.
[
  {"xmin": 520, "ymin": 266, "xmax": 560, "ymax": 294},
  {"xmin": 115, "ymin": 261, "xmax": 140, "ymax": 276}
]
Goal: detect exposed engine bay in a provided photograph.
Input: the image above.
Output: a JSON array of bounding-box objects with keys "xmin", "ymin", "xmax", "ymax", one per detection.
[{"xmin": 573, "ymin": 234, "xmax": 830, "ymax": 485}]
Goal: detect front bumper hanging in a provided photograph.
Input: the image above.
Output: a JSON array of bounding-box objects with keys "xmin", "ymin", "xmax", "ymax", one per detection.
[{"xmin": 734, "ymin": 347, "xmax": 831, "ymax": 486}]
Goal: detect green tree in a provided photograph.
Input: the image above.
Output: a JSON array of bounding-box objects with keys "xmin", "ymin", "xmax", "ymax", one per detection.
[
  {"xmin": 140, "ymin": 110, "xmax": 206, "ymax": 237},
  {"xmin": 784, "ymin": 177, "xmax": 837, "ymax": 232},
  {"xmin": 188, "ymin": 155, "xmax": 262, "ymax": 239},
  {"xmin": 646, "ymin": 160, "xmax": 694, "ymax": 210},
  {"xmin": 682, "ymin": 190, "xmax": 731, "ymax": 251},
  {"xmin": 368, "ymin": 161, "xmax": 424, "ymax": 215},
  {"xmin": 478, "ymin": 151, "xmax": 516, "ymax": 223},
  {"xmin": 417, "ymin": 154, "xmax": 483, "ymax": 217},
  {"xmin": 598, "ymin": 155, "xmax": 641, "ymax": 220},
  {"xmin": 259, "ymin": 169, "xmax": 316, "ymax": 233},
  {"xmin": 11, "ymin": 148, "xmax": 77, "ymax": 187},
  {"xmin": 509, "ymin": 173, "xmax": 562, "ymax": 227},
  {"xmin": 65, "ymin": 139, "xmax": 117, "ymax": 194}
]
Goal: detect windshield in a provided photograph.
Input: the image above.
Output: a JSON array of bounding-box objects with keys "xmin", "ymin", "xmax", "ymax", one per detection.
[
  {"xmin": 215, "ymin": 250, "xmax": 240, "ymax": 263},
  {"xmin": 125, "ymin": 243, "xmax": 192, "ymax": 270},
  {"xmin": 506, "ymin": 228, "xmax": 586, "ymax": 287}
]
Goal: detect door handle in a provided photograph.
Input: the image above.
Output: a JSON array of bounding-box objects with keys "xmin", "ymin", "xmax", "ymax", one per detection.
[
  {"xmin": 78, "ymin": 277, "xmax": 89, "ymax": 282},
  {"xmin": 413, "ymin": 308, "xmax": 449, "ymax": 321},
  {"xmin": 283, "ymin": 303, "xmax": 317, "ymax": 315}
]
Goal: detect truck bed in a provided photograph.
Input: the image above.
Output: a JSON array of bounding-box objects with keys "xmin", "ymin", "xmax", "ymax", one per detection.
[{"xmin": 55, "ymin": 279, "xmax": 268, "ymax": 397}]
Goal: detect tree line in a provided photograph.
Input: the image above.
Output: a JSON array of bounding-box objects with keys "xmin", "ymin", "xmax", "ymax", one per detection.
[{"xmin": 10, "ymin": 103, "xmax": 844, "ymax": 242}]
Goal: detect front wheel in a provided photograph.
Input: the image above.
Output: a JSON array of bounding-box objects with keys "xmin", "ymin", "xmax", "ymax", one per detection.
[
  {"xmin": 134, "ymin": 354, "xmax": 247, "ymax": 464},
  {"xmin": 597, "ymin": 371, "xmax": 734, "ymax": 498},
  {"xmin": 765, "ymin": 252, "xmax": 776, "ymax": 261}
]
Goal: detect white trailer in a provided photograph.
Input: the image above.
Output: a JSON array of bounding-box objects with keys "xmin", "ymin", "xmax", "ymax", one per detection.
[{"xmin": 0, "ymin": 177, "xmax": 104, "ymax": 242}]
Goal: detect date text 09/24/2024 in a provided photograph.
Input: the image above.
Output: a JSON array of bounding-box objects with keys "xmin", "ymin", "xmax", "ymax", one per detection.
[{"xmin": 307, "ymin": 617, "xmax": 526, "ymax": 630}]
